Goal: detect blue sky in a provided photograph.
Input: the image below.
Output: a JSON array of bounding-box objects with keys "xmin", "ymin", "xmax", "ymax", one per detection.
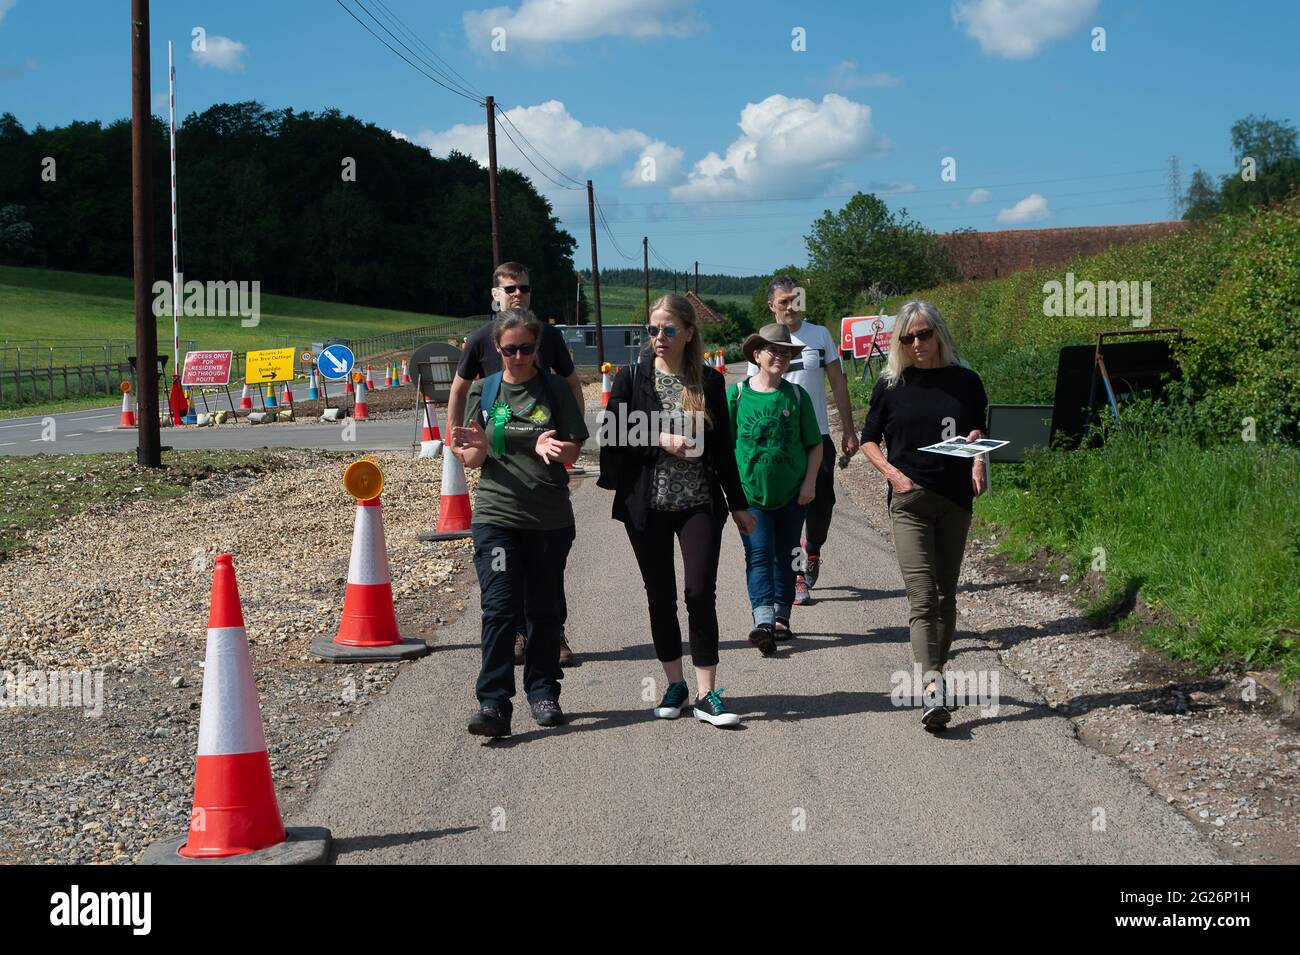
[{"xmin": 2, "ymin": 0, "xmax": 1297, "ymax": 277}]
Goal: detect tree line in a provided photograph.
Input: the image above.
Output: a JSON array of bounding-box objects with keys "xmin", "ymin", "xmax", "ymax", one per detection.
[
  {"xmin": 0, "ymin": 103, "xmax": 579, "ymax": 322},
  {"xmin": 1183, "ymin": 115, "xmax": 1300, "ymax": 220}
]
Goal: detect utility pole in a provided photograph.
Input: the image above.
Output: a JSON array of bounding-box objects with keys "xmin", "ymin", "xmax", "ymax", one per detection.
[
  {"xmin": 132, "ymin": 0, "xmax": 160, "ymax": 468},
  {"xmin": 694, "ymin": 260, "xmax": 699, "ymax": 295},
  {"xmin": 643, "ymin": 237, "xmax": 649, "ymax": 321},
  {"xmin": 486, "ymin": 95, "xmax": 501, "ymax": 268},
  {"xmin": 586, "ymin": 180, "xmax": 603, "ymax": 367}
]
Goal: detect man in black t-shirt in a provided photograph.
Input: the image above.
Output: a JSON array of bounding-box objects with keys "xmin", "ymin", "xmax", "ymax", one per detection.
[{"xmin": 444, "ymin": 262, "xmax": 585, "ymax": 667}]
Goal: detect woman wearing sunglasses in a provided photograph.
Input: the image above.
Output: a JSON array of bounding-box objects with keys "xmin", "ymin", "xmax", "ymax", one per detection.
[
  {"xmin": 859, "ymin": 301, "xmax": 989, "ymax": 732},
  {"xmin": 598, "ymin": 294, "xmax": 755, "ymax": 728},
  {"xmin": 451, "ymin": 308, "xmax": 589, "ymax": 738}
]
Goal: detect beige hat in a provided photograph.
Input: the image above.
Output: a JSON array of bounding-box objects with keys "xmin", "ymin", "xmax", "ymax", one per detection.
[{"xmin": 742, "ymin": 322, "xmax": 801, "ymax": 365}]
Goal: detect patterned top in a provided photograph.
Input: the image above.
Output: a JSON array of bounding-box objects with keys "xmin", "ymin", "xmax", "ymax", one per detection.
[{"xmin": 651, "ymin": 369, "xmax": 711, "ymax": 510}]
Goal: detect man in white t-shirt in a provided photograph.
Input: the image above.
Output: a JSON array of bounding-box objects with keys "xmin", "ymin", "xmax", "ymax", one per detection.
[{"xmin": 745, "ymin": 276, "xmax": 859, "ymax": 608}]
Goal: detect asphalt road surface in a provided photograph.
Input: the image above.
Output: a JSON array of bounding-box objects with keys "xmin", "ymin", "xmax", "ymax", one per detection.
[{"xmin": 293, "ymin": 472, "xmax": 1222, "ymax": 864}]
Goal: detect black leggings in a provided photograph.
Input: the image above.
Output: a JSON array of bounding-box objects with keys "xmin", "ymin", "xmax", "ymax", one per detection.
[
  {"xmin": 804, "ymin": 434, "xmax": 837, "ymax": 553},
  {"xmin": 624, "ymin": 504, "xmax": 724, "ymax": 668}
]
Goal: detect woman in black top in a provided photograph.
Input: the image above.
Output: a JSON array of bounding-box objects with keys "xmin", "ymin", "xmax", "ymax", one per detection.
[
  {"xmin": 598, "ymin": 294, "xmax": 755, "ymax": 728},
  {"xmin": 860, "ymin": 300, "xmax": 988, "ymax": 732}
]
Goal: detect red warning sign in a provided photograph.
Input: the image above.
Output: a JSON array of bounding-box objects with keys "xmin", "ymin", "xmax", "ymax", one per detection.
[{"xmin": 181, "ymin": 350, "xmax": 233, "ymax": 387}]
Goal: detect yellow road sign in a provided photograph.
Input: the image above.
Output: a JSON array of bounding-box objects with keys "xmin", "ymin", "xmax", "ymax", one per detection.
[{"xmin": 245, "ymin": 347, "xmax": 295, "ymax": 383}]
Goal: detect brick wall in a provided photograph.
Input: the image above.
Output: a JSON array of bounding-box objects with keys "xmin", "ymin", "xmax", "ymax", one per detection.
[{"xmin": 938, "ymin": 221, "xmax": 1189, "ymax": 280}]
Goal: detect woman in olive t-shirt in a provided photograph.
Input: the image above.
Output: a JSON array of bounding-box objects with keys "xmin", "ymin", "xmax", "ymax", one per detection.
[{"xmin": 450, "ymin": 309, "xmax": 589, "ymax": 739}]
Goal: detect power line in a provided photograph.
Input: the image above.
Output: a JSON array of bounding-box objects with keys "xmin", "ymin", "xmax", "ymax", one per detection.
[
  {"xmin": 495, "ymin": 111, "xmax": 585, "ymax": 190},
  {"xmin": 347, "ymin": 0, "xmax": 482, "ymax": 101},
  {"xmin": 492, "ymin": 112, "xmax": 584, "ymax": 191},
  {"xmin": 594, "ymin": 196, "xmax": 638, "ymax": 261},
  {"xmin": 333, "ymin": 0, "xmax": 484, "ymax": 105},
  {"xmin": 367, "ymin": 0, "xmax": 485, "ymax": 99}
]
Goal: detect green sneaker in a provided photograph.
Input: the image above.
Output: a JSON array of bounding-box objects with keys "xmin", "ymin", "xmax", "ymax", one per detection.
[
  {"xmin": 693, "ymin": 688, "xmax": 741, "ymax": 728},
  {"xmin": 654, "ymin": 680, "xmax": 690, "ymax": 719}
]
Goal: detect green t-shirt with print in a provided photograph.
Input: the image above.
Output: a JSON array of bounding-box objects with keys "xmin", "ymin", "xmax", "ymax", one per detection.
[
  {"xmin": 465, "ymin": 372, "xmax": 589, "ymax": 530},
  {"xmin": 727, "ymin": 378, "xmax": 822, "ymax": 510}
]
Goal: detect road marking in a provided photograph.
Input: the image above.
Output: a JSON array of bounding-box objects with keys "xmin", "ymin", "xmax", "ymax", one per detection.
[
  {"xmin": 0, "ymin": 421, "xmax": 39, "ymax": 431},
  {"xmin": 69, "ymin": 414, "xmax": 114, "ymax": 422},
  {"xmin": 0, "ymin": 441, "xmax": 14, "ymax": 447},
  {"xmin": 65, "ymin": 433, "xmax": 83, "ymax": 438}
]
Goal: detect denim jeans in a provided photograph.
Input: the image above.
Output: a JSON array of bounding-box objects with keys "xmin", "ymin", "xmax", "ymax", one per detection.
[
  {"xmin": 471, "ymin": 522, "xmax": 575, "ymax": 719},
  {"xmin": 740, "ymin": 497, "xmax": 807, "ymax": 626}
]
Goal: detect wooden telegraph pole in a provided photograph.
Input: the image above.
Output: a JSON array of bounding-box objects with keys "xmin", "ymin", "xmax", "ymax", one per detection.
[
  {"xmin": 486, "ymin": 95, "xmax": 501, "ymax": 269},
  {"xmin": 132, "ymin": 0, "xmax": 161, "ymax": 467},
  {"xmin": 586, "ymin": 180, "xmax": 604, "ymax": 367},
  {"xmin": 642, "ymin": 237, "xmax": 650, "ymax": 321}
]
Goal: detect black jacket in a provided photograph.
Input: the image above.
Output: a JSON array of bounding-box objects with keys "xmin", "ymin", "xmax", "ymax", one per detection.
[{"xmin": 597, "ymin": 357, "xmax": 748, "ymax": 530}]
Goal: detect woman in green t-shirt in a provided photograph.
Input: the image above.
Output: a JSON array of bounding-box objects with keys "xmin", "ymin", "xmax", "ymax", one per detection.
[
  {"xmin": 728, "ymin": 323, "xmax": 823, "ymax": 655},
  {"xmin": 450, "ymin": 309, "xmax": 589, "ymax": 739}
]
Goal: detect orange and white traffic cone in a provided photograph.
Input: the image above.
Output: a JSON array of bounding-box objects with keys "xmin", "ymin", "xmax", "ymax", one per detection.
[
  {"xmin": 353, "ymin": 380, "xmax": 369, "ymax": 420},
  {"xmin": 117, "ymin": 386, "xmax": 136, "ymax": 429},
  {"xmin": 283, "ymin": 380, "xmax": 294, "ymax": 404},
  {"xmin": 312, "ymin": 496, "xmax": 429, "ymax": 662},
  {"xmin": 600, "ymin": 362, "xmax": 613, "ymax": 408},
  {"xmin": 418, "ymin": 398, "xmax": 442, "ymax": 458},
  {"xmin": 382, "ymin": 364, "xmax": 392, "ymax": 389},
  {"xmin": 419, "ymin": 445, "xmax": 472, "ymax": 541},
  {"xmin": 181, "ymin": 555, "xmax": 285, "ymax": 857},
  {"xmin": 400, "ymin": 357, "xmax": 411, "ymax": 385},
  {"xmin": 718, "ymin": 351, "xmax": 727, "ymax": 374},
  {"xmin": 365, "ymin": 365, "xmax": 375, "ymax": 390},
  {"xmin": 140, "ymin": 554, "xmax": 331, "ymax": 864},
  {"xmin": 239, "ymin": 382, "xmax": 253, "ymax": 410}
]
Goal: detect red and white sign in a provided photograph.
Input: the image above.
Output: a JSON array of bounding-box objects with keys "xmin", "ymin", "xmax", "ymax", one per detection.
[
  {"xmin": 181, "ymin": 350, "xmax": 233, "ymax": 387},
  {"xmin": 840, "ymin": 315, "xmax": 896, "ymax": 359}
]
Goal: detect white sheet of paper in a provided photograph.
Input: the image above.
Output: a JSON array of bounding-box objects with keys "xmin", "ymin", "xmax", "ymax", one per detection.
[{"xmin": 919, "ymin": 438, "xmax": 1009, "ymax": 458}]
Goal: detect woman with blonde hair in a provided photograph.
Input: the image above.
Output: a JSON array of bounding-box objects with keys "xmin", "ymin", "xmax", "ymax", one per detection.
[
  {"xmin": 859, "ymin": 301, "xmax": 989, "ymax": 732},
  {"xmin": 598, "ymin": 293, "xmax": 755, "ymax": 728}
]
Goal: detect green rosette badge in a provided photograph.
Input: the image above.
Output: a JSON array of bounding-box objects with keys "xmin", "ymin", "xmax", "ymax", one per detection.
[{"xmin": 489, "ymin": 401, "xmax": 513, "ymax": 456}]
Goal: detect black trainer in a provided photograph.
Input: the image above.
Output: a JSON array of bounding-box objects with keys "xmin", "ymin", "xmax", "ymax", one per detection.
[
  {"xmin": 654, "ymin": 680, "xmax": 690, "ymax": 719},
  {"xmin": 921, "ymin": 704, "xmax": 951, "ymax": 731},
  {"xmin": 748, "ymin": 622, "xmax": 777, "ymax": 656},
  {"xmin": 773, "ymin": 617, "xmax": 796, "ymax": 641},
  {"xmin": 530, "ymin": 697, "xmax": 565, "ymax": 728},
  {"xmin": 468, "ymin": 704, "xmax": 511, "ymax": 738},
  {"xmin": 693, "ymin": 688, "xmax": 740, "ymax": 727}
]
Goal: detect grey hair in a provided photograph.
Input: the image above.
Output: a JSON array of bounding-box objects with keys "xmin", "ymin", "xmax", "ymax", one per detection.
[
  {"xmin": 492, "ymin": 307, "xmax": 542, "ymax": 345},
  {"xmin": 882, "ymin": 300, "xmax": 958, "ymax": 388}
]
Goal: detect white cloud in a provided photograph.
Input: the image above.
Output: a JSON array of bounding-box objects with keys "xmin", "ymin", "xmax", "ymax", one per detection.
[
  {"xmin": 669, "ymin": 93, "xmax": 889, "ymax": 202},
  {"xmin": 997, "ymin": 193, "xmax": 1051, "ymax": 224},
  {"xmin": 0, "ymin": 1, "xmax": 16, "ymax": 26},
  {"xmin": 622, "ymin": 141, "xmax": 684, "ymax": 187},
  {"xmin": 952, "ymin": 0, "xmax": 1098, "ymax": 59},
  {"xmin": 190, "ymin": 35, "xmax": 248, "ymax": 72},
  {"xmin": 966, "ymin": 188, "xmax": 992, "ymax": 204},
  {"xmin": 464, "ymin": 0, "xmax": 704, "ymax": 54},
  {"xmin": 826, "ymin": 60, "xmax": 902, "ymax": 90}
]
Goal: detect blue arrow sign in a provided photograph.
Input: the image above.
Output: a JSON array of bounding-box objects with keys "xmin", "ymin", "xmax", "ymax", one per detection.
[{"xmin": 317, "ymin": 344, "xmax": 355, "ymax": 381}]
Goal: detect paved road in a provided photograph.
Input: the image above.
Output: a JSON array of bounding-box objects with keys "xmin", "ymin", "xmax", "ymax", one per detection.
[{"xmin": 293, "ymin": 471, "xmax": 1222, "ymax": 864}]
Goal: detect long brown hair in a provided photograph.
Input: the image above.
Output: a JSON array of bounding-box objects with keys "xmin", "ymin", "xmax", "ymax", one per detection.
[{"xmin": 645, "ymin": 293, "xmax": 710, "ymax": 427}]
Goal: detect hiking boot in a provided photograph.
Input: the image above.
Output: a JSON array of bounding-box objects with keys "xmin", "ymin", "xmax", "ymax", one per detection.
[
  {"xmin": 804, "ymin": 552, "xmax": 821, "ymax": 590},
  {"xmin": 693, "ymin": 688, "xmax": 740, "ymax": 727},
  {"xmin": 530, "ymin": 697, "xmax": 565, "ymax": 728},
  {"xmin": 793, "ymin": 574, "xmax": 811, "ymax": 606},
  {"xmin": 558, "ymin": 631, "xmax": 575, "ymax": 667},
  {"xmin": 748, "ymin": 622, "xmax": 776, "ymax": 657},
  {"xmin": 513, "ymin": 632, "xmax": 525, "ymax": 666},
  {"xmin": 654, "ymin": 680, "xmax": 690, "ymax": 719},
  {"xmin": 468, "ymin": 704, "xmax": 511, "ymax": 738}
]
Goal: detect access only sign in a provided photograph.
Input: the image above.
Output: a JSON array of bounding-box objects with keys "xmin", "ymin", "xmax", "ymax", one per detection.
[{"xmin": 181, "ymin": 350, "xmax": 233, "ymax": 387}]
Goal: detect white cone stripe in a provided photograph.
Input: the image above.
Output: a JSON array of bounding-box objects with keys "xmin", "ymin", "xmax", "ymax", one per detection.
[
  {"xmin": 196, "ymin": 626, "xmax": 269, "ymax": 756},
  {"xmin": 440, "ymin": 445, "xmax": 468, "ymax": 495},
  {"xmin": 347, "ymin": 504, "xmax": 392, "ymax": 585}
]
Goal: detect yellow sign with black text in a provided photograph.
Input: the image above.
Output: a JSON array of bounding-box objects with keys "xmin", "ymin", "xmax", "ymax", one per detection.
[{"xmin": 245, "ymin": 347, "xmax": 295, "ymax": 383}]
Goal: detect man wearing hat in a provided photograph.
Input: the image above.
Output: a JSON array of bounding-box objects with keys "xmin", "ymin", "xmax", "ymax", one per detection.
[{"xmin": 729, "ymin": 322, "xmax": 824, "ymax": 654}]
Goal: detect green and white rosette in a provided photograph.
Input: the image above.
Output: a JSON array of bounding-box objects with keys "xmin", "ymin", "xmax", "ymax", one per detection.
[{"xmin": 489, "ymin": 401, "xmax": 512, "ymax": 456}]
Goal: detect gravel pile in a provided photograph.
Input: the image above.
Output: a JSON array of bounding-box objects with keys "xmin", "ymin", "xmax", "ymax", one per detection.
[
  {"xmin": 834, "ymin": 406, "xmax": 1299, "ymax": 864},
  {"xmin": 0, "ymin": 448, "xmax": 477, "ymax": 864}
]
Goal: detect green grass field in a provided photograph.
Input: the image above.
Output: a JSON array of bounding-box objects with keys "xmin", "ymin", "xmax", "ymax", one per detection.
[
  {"xmin": 593, "ymin": 283, "xmax": 751, "ymax": 324},
  {"xmin": 0, "ymin": 265, "xmax": 470, "ymax": 355}
]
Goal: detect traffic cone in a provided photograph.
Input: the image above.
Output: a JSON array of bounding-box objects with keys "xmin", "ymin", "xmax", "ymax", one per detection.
[
  {"xmin": 117, "ymin": 388, "xmax": 136, "ymax": 429},
  {"xmin": 139, "ymin": 554, "xmax": 332, "ymax": 864},
  {"xmin": 600, "ymin": 362, "xmax": 613, "ymax": 408},
  {"xmin": 345, "ymin": 375, "xmax": 354, "ymax": 395},
  {"xmin": 365, "ymin": 365, "xmax": 375, "ymax": 390},
  {"xmin": 239, "ymin": 382, "xmax": 253, "ymax": 410},
  {"xmin": 265, "ymin": 384, "xmax": 278, "ymax": 409},
  {"xmin": 307, "ymin": 369, "xmax": 319, "ymax": 401},
  {"xmin": 400, "ymin": 357, "xmax": 410, "ymax": 385},
  {"xmin": 418, "ymin": 398, "xmax": 443, "ymax": 458},
  {"xmin": 183, "ymin": 391, "xmax": 197, "ymax": 425},
  {"xmin": 353, "ymin": 380, "xmax": 369, "ymax": 420},
  {"xmin": 718, "ymin": 351, "xmax": 728, "ymax": 374},
  {"xmin": 180, "ymin": 555, "xmax": 285, "ymax": 857},
  {"xmin": 419, "ymin": 445, "xmax": 472, "ymax": 541},
  {"xmin": 283, "ymin": 380, "xmax": 294, "ymax": 404},
  {"xmin": 311, "ymin": 498, "xmax": 429, "ymax": 661}
]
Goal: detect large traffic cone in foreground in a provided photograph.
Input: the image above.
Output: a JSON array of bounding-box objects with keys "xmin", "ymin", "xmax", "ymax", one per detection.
[
  {"xmin": 353, "ymin": 380, "xmax": 369, "ymax": 420},
  {"xmin": 418, "ymin": 398, "xmax": 443, "ymax": 458},
  {"xmin": 239, "ymin": 382, "xmax": 253, "ymax": 410},
  {"xmin": 140, "ymin": 554, "xmax": 332, "ymax": 865},
  {"xmin": 419, "ymin": 445, "xmax": 472, "ymax": 541},
  {"xmin": 117, "ymin": 383, "xmax": 136, "ymax": 429},
  {"xmin": 312, "ymin": 462, "xmax": 429, "ymax": 662}
]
